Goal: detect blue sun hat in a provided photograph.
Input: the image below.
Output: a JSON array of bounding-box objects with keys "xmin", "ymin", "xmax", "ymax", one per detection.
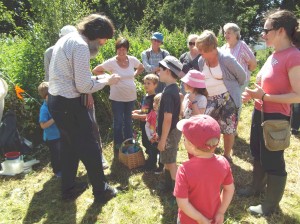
[{"xmin": 151, "ymin": 32, "xmax": 164, "ymax": 43}]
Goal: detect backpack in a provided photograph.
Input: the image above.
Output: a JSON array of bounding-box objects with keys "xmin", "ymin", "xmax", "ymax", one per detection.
[
  {"xmin": 146, "ymin": 49, "xmax": 167, "ymax": 61},
  {"xmin": 0, "ymin": 110, "xmax": 24, "ymax": 154}
]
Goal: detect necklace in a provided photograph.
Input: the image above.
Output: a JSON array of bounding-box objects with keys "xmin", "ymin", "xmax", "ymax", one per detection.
[{"xmin": 206, "ymin": 60, "xmax": 223, "ymax": 80}]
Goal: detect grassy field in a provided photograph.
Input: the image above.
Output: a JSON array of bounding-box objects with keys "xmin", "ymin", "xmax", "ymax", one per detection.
[{"xmin": 1, "ymin": 102, "xmax": 300, "ymax": 224}]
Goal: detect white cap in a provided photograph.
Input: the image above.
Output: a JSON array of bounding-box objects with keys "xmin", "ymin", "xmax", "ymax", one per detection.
[{"xmin": 59, "ymin": 25, "xmax": 77, "ymax": 37}]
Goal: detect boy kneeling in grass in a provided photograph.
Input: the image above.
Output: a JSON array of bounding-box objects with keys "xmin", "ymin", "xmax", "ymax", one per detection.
[{"xmin": 175, "ymin": 115, "xmax": 235, "ymax": 224}]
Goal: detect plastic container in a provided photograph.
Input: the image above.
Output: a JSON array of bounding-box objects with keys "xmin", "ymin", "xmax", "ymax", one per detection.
[{"xmin": 5, "ymin": 151, "xmax": 21, "ymax": 160}]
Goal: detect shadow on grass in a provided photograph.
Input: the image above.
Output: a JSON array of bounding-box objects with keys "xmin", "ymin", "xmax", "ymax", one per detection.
[
  {"xmin": 142, "ymin": 172, "xmax": 178, "ymax": 224},
  {"xmin": 80, "ymin": 202, "xmax": 103, "ymax": 224},
  {"xmin": 22, "ymin": 175, "xmax": 88, "ymax": 224}
]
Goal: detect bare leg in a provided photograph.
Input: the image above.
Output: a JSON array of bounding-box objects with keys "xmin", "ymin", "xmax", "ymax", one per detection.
[
  {"xmin": 165, "ymin": 163, "xmax": 178, "ymax": 180},
  {"xmin": 223, "ymin": 133, "xmax": 235, "ymax": 158}
]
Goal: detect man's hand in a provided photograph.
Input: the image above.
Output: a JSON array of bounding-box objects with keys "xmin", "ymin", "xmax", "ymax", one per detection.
[
  {"xmin": 108, "ymin": 74, "xmax": 121, "ymax": 85},
  {"xmin": 86, "ymin": 94, "xmax": 94, "ymax": 109}
]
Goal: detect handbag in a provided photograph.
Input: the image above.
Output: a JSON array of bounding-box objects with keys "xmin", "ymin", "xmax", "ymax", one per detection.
[{"xmin": 261, "ymin": 103, "xmax": 291, "ymax": 151}]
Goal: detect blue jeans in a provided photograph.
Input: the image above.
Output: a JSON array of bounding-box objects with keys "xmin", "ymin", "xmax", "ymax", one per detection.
[{"xmin": 111, "ymin": 100, "xmax": 135, "ymax": 145}]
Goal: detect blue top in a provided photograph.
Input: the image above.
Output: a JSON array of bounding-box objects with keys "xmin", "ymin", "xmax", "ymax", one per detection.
[{"xmin": 39, "ymin": 101, "xmax": 60, "ymax": 141}]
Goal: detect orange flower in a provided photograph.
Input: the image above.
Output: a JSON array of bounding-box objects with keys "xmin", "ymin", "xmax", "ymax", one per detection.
[{"xmin": 15, "ymin": 85, "xmax": 25, "ymax": 100}]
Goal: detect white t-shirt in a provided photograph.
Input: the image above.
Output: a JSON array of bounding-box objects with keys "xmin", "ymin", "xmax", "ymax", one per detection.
[
  {"xmin": 101, "ymin": 55, "xmax": 141, "ymax": 102},
  {"xmin": 182, "ymin": 93, "xmax": 207, "ymax": 119},
  {"xmin": 203, "ymin": 63, "xmax": 227, "ymax": 96}
]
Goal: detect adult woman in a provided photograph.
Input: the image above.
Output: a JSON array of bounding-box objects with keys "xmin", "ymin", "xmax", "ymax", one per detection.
[
  {"xmin": 93, "ymin": 38, "xmax": 144, "ymax": 156},
  {"xmin": 222, "ymin": 23, "xmax": 257, "ymax": 91},
  {"xmin": 179, "ymin": 34, "xmax": 200, "ymax": 94},
  {"xmin": 196, "ymin": 30, "xmax": 246, "ymax": 162},
  {"xmin": 242, "ymin": 10, "xmax": 300, "ymax": 216}
]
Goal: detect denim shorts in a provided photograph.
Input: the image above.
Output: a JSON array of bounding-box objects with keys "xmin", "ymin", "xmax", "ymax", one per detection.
[
  {"xmin": 205, "ymin": 92, "xmax": 238, "ymax": 135},
  {"xmin": 160, "ymin": 128, "xmax": 182, "ymax": 164}
]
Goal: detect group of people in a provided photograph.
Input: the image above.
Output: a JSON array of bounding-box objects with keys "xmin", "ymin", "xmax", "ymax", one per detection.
[{"xmin": 38, "ymin": 9, "xmax": 300, "ymax": 224}]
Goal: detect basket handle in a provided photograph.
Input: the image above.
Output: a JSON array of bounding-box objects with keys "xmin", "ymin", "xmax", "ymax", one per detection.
[{"xmin": 119, "ymin": 138, "xmax": 135, "ymax": 151}]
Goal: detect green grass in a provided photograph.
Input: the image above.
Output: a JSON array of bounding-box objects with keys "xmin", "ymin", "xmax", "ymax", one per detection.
[{"xmin": 1, "ymin": 103, "xmax": 300, "ymax": 224}]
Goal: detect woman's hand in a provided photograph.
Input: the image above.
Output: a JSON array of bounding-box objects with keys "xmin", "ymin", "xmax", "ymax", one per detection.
[{"xmin": 245, "ymin": 84, "xmax": 265, "ymax": 100}]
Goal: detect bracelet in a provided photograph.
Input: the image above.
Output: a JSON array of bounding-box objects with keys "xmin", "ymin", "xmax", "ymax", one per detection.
[{"xmin": 262, "ymin": 93, "xmax": 266, "ymax": 101}]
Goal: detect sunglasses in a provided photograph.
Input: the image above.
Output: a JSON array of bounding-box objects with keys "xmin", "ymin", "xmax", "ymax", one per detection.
[
  {"xmin": 188, "ymin": 42, "xmax": 195, "ymax": 46},
  {"xmin": 262, "ymin": 28, "xmax": 275, "ymax": 35}
]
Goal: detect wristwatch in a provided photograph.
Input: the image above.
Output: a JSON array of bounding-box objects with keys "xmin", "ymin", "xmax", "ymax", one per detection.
[{"xmin": 191, "ymin": 100, "xmax": 198, "ymax": 104}]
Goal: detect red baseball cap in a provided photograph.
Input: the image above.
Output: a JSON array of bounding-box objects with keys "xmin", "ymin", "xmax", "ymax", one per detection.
[{"xmin": 177, "ymin": 115, "xmax": 220, "ymax": 151}]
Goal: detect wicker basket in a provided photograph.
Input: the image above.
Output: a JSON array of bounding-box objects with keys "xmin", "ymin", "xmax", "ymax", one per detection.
[{"xmin": 119, "ymin": 138, "xmax": 145, "ymax": 169}]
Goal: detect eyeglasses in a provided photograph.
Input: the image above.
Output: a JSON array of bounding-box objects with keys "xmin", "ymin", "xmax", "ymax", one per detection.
[
  {"xmin": 262, "ymin": 28, "xmax": 275, "ymax": 35},
  {"xmin": 188, "ymin": 42, "xmax": 195, "ymax": 46}
]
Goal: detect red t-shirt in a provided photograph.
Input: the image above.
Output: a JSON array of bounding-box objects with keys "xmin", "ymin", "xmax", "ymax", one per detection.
[
  {"xmin": 255, "ymin": 47, "xmax": 300, "ymax": 116},
  {"xmin": 174, "ymin": 155, "xmax": 233, "ymax": 224}
]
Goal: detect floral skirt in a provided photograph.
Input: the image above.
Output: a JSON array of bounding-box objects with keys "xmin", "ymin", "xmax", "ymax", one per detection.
[{"xmin": 205, "ymin": 92, "xmax": 238, "ymax": 134}]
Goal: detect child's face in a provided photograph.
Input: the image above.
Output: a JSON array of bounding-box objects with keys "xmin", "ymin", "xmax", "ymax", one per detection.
[
  {"xmin": 158, "ymin": 67, "xmax": 169, "ymax": 82},
  {"xmin": 183, "ymin": 83, "xmax": 193, "ymax": 93},
  {"xmin": 143, "ymin": 80, "xmax": 157, "ymax": 93},
  {"xmin": 153, "ymin": 100, "xmax": 159, "ymax": 111}
]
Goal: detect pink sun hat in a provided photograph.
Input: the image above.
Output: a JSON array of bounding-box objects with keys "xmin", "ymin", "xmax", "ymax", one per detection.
[{"xmin": 180, "ymin": 69, "xmax": 206, "ymax": 88}]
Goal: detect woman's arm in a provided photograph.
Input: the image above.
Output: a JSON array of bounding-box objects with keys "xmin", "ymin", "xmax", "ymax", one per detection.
[
  {"xmin": 92, "ymin": 64, "xmax": 106, "ymax": 75},
  {"xmin": 247, "ymin": 57, "xmax": 257, "ymax": 72},
  {"xmin": 134, "ymin": 63, "xmax": 144, "ymax": 77}
]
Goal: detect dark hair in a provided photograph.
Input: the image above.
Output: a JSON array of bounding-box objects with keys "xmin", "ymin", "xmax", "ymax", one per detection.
[
  {"xmin": 159, "ymin": 63, "xmax": 178, "ymax": 79},
  {"xmin": 266, "ymin": 10, "xmax": 299, "ymax": 43},
  {"xmin": 194, "ymin": 88, "xmax": 208, "ymax": 97},
  {"xmin": 77, "ymin": 14, "xmax": 115, "ymax": 40},
  {"xmin": 115, "ymin": 38, "xmax": 130, "ymax": 51}
]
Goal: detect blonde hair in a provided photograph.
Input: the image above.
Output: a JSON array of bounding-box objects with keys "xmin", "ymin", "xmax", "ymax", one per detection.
[
  {"xmin": 143, "ymin": 74, "xmax": 159, "ymax": 85},
  {"xmin": 197, "ymin": 137, "xmax": 219, "ymax": 152},
  {"xmin": 223, "ymin": 23, "xmax": 241, "ymax": 40},
  {"xmin": 38, "ymin": 81, "xmax": 49, "ymax": 99},
  {"xmin": 196, "ymin": 30, "xmax": 218, "ymax": 53}
]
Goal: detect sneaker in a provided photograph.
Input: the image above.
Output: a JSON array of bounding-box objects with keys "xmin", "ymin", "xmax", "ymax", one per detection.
[
  {"xmin": 154, "ymin": 166, "xmax": 164, "ymax": 175},
  {"xmin": 94, "ymin": 186, "xmax": 118, "ymax": 204},
  {"xmin": 62, "ymin": 182, "xmax": 89, "ymax": 201}
]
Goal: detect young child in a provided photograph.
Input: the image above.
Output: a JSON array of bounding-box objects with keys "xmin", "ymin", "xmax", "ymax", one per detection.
[
  {"xmin": 181, "ymin": 70, "xmax": 208, "ymax": 119},
  {"xmin": 38, "ymin": 82, "xmax": 61, "ymax": 177},
  {"xmin": 157, "ymin": 55, "xmax": 183, "ymax": 190},
  {"xmin": 144, "ymin": 93, "xmax": 162, "ymax": 170},
  {"xmin": 175, "ymin": 115, "xmax": 235, "ymax": 224},
  {"xmin": 132, "ymin": 74, "xmax": 163, "ymax": 171}
]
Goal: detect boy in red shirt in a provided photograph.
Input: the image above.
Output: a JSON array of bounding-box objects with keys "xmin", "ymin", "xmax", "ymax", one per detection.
[{"xmin": 174, "ymin": 115, "xmax": 235, "ymax": 224}]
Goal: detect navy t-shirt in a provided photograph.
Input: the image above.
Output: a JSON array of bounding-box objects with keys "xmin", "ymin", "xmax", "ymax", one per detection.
[
  {"xmin": 157, "ymin": 83, "xmax": 180, "ymax": 136},
  {"xmin": 140, "ymin": 94, "xmax": 155, "ymax": 128}
]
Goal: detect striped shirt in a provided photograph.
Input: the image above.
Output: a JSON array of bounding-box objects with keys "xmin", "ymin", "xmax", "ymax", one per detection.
[
  {"xmin": 48, "ymin": 32, "xmax": 108, "ymax": 98},
  {"xmin": 141, "ymin": 48, "xmax": 169, "ymax": 73},
  {"xmin": 221, "ymin": 40, "xmax": 255, "ymax": 82}
]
